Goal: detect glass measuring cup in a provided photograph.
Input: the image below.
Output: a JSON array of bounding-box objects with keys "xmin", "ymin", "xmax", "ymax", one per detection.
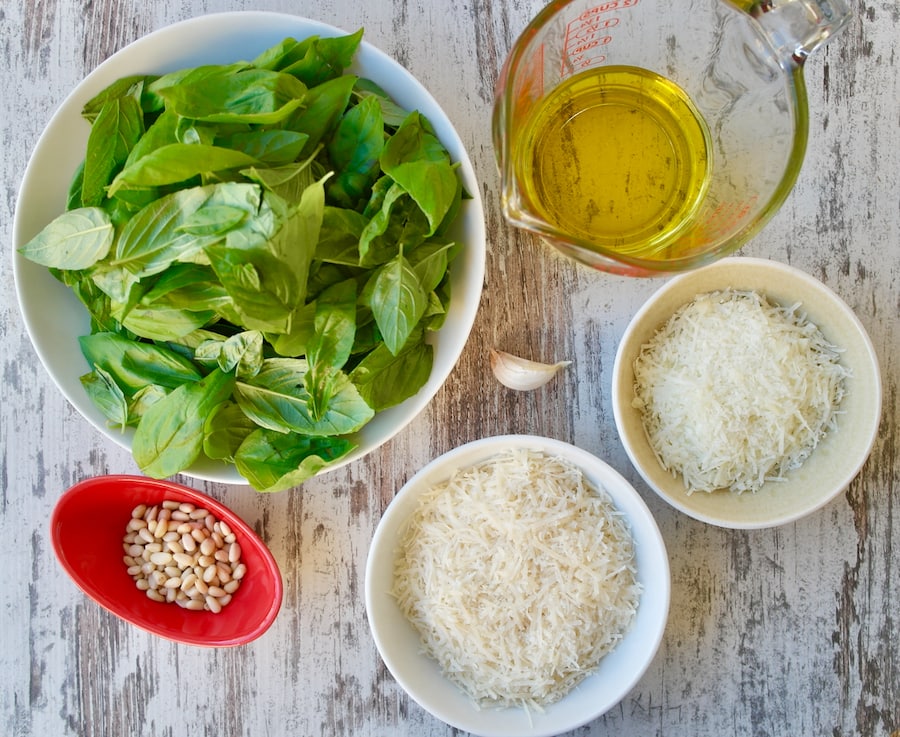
[{"xmin": 493, "ymin": 0, "xmax": 852, "ymax": 275}]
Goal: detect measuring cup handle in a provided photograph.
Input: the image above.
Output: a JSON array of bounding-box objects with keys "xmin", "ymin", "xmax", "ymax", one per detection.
[{"xmin": 750, "ymin": 0, "xmax": 853, "ymax": 64}]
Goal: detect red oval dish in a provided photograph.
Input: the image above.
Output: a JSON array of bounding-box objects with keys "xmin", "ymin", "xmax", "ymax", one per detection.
[{"xmin": 50, "ymin": 475, "xmax": 283, "ymax": 647}]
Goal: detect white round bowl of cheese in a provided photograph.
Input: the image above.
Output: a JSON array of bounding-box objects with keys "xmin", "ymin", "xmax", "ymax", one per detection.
[
  {"xmin": 612, "ymin": 257, "xmax": 882, "ymax": 529},
  {"xmin": 364, "ymin": 434, "xmax": 670, "ymax": 737}
]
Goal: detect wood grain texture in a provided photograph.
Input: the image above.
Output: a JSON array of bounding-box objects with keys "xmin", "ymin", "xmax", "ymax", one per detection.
[{"xmin": 1, "ymin": 1, "xmax": 897, "ymax": 736}]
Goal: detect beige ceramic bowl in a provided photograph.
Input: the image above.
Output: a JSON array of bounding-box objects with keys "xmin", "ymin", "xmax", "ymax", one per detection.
[{"xmin": 612, "ymin": 257, "xmax": 882, "ymax": 529}]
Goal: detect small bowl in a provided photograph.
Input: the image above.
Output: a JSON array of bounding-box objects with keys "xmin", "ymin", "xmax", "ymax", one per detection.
[
  {"xmin": 612, "ymin": 257, "xmax": 882, "ymax": 529},
  {"xmin": 365, "ymin": 435, "xmax": 670, "ymax": 737},
  {"xmin": 13, "ymin": 12, "xmax": 486, "ymax": 485},
  {"xmin": 50, "ymin": 475, "xmax": 283, "ymax": 646}
]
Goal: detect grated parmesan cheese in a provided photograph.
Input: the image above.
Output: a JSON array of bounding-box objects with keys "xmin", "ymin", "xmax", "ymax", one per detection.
[
  {"xmin": 392, "ymin": 448, "xmax": 641, "ymax": 711},
  {"xmin": 632, "ymin": 289, "xmax": 849, "ymax": 494}
]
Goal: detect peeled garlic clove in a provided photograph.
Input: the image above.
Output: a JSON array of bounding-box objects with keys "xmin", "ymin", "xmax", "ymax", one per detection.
[{"xmin": 490, "ymin": 349, "xmax": 571, "ymax": 391}]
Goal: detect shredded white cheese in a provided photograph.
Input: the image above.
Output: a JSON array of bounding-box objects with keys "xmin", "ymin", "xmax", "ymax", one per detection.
[
  {"xmin": 392, "ymin": 448, "xmax": 641, "ymax": 711},
  {"xmin": 632, "ymin": 289, "xmax": 849, "ymax": 494}
]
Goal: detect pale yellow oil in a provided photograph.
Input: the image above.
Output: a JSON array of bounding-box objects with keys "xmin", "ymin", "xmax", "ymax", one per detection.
[{"xmin": 514, "ymin": 66, "xmax": 712, "ymax": 257}]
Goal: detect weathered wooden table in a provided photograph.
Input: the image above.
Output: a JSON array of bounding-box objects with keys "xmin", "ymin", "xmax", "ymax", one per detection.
[{"xmin": 2, "ymin": 1, "xmax": 897, "ymax": 735}]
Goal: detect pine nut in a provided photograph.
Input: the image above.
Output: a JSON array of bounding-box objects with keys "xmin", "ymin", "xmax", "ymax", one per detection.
[
  {"xmin": 225, "ymin": 580, "xmax": 241, "ymax": 595},
  {"xmin": 173, "ymin": 553, "xmax": 194, "ymax": 569},
  {"xmin": 149, "ymin": 552, "xmax": 172, "ymax": 566},
  {"xmin": 199, "ymin": 537, "xmax": 216, "ymax": 557},
  {"xmin": 228, "ymin": 543, "xmax": 242, "ymax": 564},
  {"xmin": 123, "ymin": 499, "xmax": 246, "ymax": 615}
]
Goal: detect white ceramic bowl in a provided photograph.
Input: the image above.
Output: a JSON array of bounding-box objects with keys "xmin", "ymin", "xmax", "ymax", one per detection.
[
  {"xmin": 365, "ymin": 434, "xmax": 670, "ymax": 737},
  {"xmin": 12, "ymin": 12, "xmax": 485, "ymax": 485},
  {"xmin": 612, "ymin": 257, "xmax": 882, "ymax": 529}
]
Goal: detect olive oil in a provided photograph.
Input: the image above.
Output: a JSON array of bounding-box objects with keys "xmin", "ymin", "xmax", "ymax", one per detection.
[{"xmin": 514, "ymin": 66, "xmax": 712, "ymax": 257}]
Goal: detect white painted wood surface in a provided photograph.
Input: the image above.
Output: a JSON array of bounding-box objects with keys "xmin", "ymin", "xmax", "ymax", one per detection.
[{"xmin": 2, "ymin": 1, "xmax": 897, "ymax": 735}]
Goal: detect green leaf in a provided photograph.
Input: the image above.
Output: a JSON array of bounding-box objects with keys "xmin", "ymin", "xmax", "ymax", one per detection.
[
  {"xmin": 114, "ymin": 182, "xmax": 263, "ymax": 278},
  {"xmin": 304, "ymin": 278, "xmax": 358, "ymax": 420},
  {"xmin": 81, "ymin": 75, "xmax": 153, "ymax": 122},
  {"xmin": 316, "ymin": 206, "xmax": 367, "ymax": 265},
  {"xmin": 326, "ymin": 94, "xmax": 384, "ymax": 207},
  {"xmin": 267, "ymin": 299, "xmax": 317, "ymax": 358},
  {"xmin": 286, "ymin": 73, "xmax": 357, "ymax": 155},
  {"xmin": 108, "ymin": 143, "xmax": 260, "ymax": 194},
  {"xmin": 80, "ymin": 366, "xmax": 129, "ymax": 429},
  {"xmin": 358, "ymin": 180, "xmax": 431, "ymax": 266},
  {"xmin": 79, "ymin": 332, "xmax": 202, "ymax": 395},
  {"xmin": 234, "ymin": 357, "xmax": 373, "ymax": 436},
  {"xmin": 121, "ymin": 302, "xmax": 215, "ymax": 341},
  {"xmin": 203, "ymin": 401, "xmax": 258, "ymax": 462},
  {"xmin": 234, "ymin": 429, "xmax": 355, "ymax": 492},
  {"xmin": 381, "ymin": 111, "xmax": 460, "ymax": 235},
  {"xmin": 353, "ymin": 78, "xmax": 409, "ymax": 127},
  {"xmin": 155, "ymin": 68, "xmax": 307, "ymax": 124},
  {"xmin": 195, "ymin": 330, "xmax": 264, "ymax": 378},
  {"xmin": 132, "ymin": 367, "xmax": 235, "ymax": 478},
  {"xmin": 350, "ymin": 333, "xmax": 433, "ymax": 411},
  {"xmin": 225, "ymin": 129, "xmax": 309, "ymax": 165},
  {"xmin": 364, "ymin": 252, "xmax": 428, "ymax": 355},
  {"xmin": 82, "ymin": 92, "xmax": 144, "ymax": 206},
  {"xmin": 19, "ymin": 207, "xmax": 114, "ymax": 270},
  {"xmin": 306, "ymin": 278, "xmax": 357, "ymax": 371},
  {"xmin": 278, "ymin": 30, "xmax": 364, "ymax": 87}
]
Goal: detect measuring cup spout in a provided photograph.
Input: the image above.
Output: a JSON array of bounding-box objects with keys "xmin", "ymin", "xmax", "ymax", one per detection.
[{"xmin": 748, "ymin": 0, "xmax": 853, "ymax": 64}]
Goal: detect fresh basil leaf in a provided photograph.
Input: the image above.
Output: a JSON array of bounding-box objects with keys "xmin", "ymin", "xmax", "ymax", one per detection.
[
  {"xmin": 195, "ymin": 330, "xmax": 264, "ymax": 378},
  {"xmin": 79, "ymin": 332, "xmax": 202, "ymax": 394},
  {"xmin": 109, "ymin": 143, "xmax": 260, "ymax": 194},
  {"xmin": 358, "ymin": 180, "xmax": 431, "ymax": 267},
  {"xmin": 307, "ymin": 278, "xmax": 357, "ymax": 371},
  {"xmin": 19, "ymin": 207, "xmax": 114, "ymax": 269},
  {"xmin": 121, "ymin": 303, "xmax": 215, "ymax": 341},
  {"xmin": 353, "ymin": 78, "xmax": 409, "ymax": 127},
  {"xmin": 81, "ymin": 75, "xmax": 153, "ymax": 122},
  {"xmin": 82, "ymin": 92, "xmax": 144, "ymax": 207},
  {"xmin": 267, "ymin": 300, "xmax": 317, "ymax": 358},
  {"xmin": 225, "ymin": 129, "xmax": 309, "ymax": 165},
  {"xmin": 381, "ymin": 111, "xmax": 460, "ymax": 235},
  {"xmin": 363, "ymin": 251, "xmax": 428, "ymax": 355},
  {"xmin": 127, "ymin": 384, "xmax": 168, "ymax": 425},
  {"xmin": 132, "ymin": 367, "xmax": 235, "ymax": 478},
  {"xmin": 408, "ymin": 241, "xmax": 454, "ymax": 293},
  {"xmin": 304, "ymin": 278, "xmax": 358, "ymax": 420},
  {"xmin": 316, "ymin": 206, "xmax": 367, "ymax": 265},
  {"xmin": 203, "ymin": 400, "xmax": 258, "ymax": 462},
  {"xmin": 287, "ymin": 73, "xmax": 357, "ymax": 156},
  {"xmin": 234, "ymin": 357, "xmax": 373, "ymax": 436},
  {"xmin": 326, "ymin": 94, "xmax": 384, "ymax": 207},
  {"xmin": 350, "ymin": 333, "xmax": 433, "ymax": 411},
  {"xmin": 234, "ymin": 429, "xmax": 355, "ymax": 493},
  {"xmin": 114, "ymin": 182, "xmax": 262, "ymax": 277},
  {"xmin": 146, "ymin": 63, "xmax": 250, "ymax": 106},
  {"xmin": 80, "ymin": 366, "xmax": 129, "ymax": 429},
  {"xmin": 278, "ymin": 29, "xmax": 364, "ymax": 87},
  {"xmin": 156, "ymin": 68, "xmax": 307, "ymax": 124}
]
